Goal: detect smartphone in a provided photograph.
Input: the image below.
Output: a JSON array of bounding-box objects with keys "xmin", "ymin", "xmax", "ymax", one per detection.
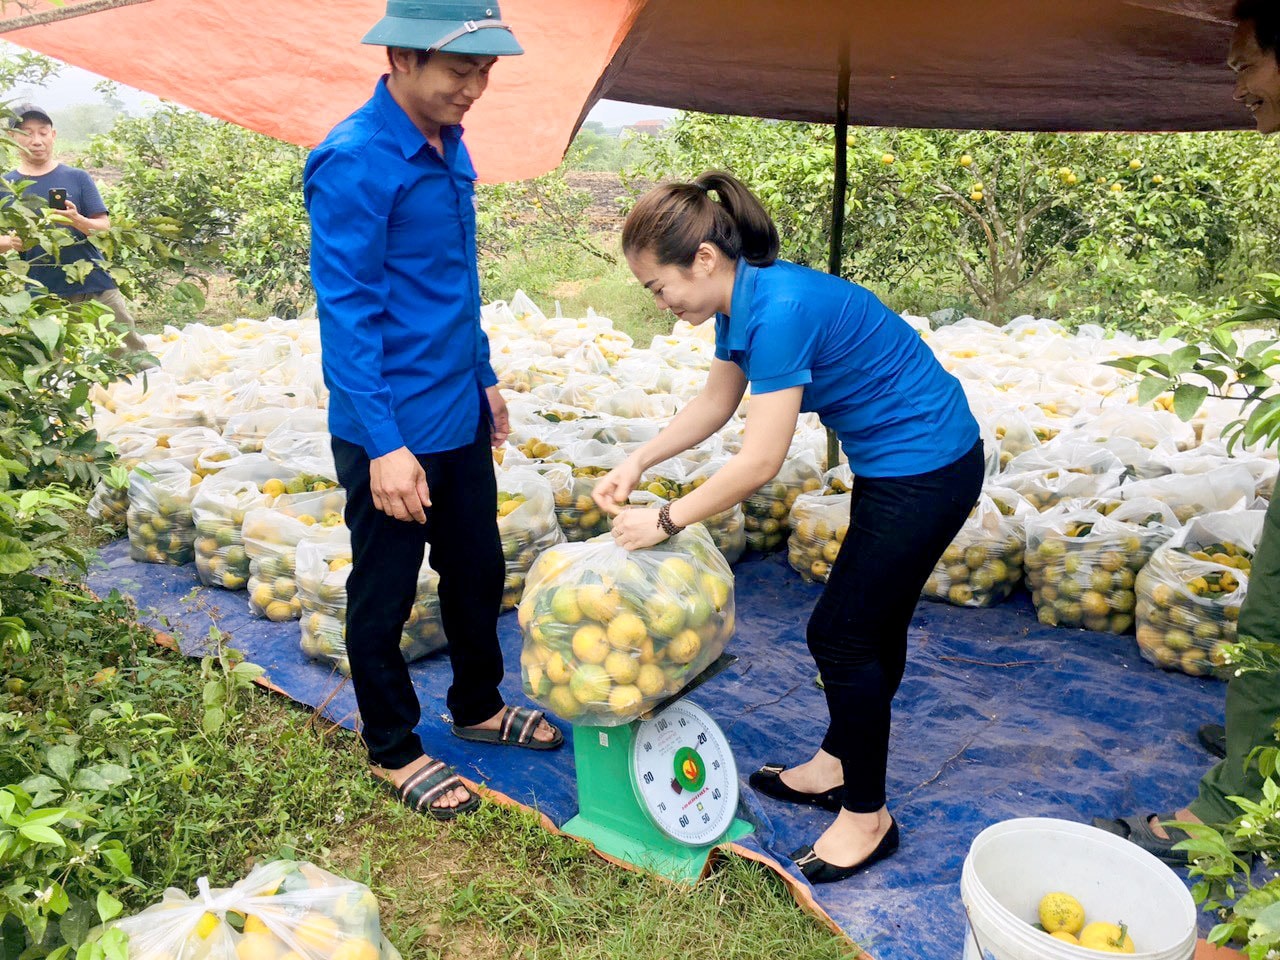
[{"xmin": 47, "ymin": 188, "xmax": 67, "ymax": 210}]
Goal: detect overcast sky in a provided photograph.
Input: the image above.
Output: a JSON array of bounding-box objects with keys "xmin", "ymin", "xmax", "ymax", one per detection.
[{"xmin": 7, "ymin": 49, "xmax": 676, "ymax": 128}]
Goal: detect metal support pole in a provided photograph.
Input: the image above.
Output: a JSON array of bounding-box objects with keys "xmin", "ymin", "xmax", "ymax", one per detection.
[{"xmin": 825, "ymin": 40, "xmax": 851, "ymax": 472}]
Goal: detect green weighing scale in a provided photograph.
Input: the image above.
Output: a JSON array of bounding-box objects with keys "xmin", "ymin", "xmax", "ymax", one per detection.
[{"xmin": 561, "ymin": 654, "xmax": 754, "ymax": 882}]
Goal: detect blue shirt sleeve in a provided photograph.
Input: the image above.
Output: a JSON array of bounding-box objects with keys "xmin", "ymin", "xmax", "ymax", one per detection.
[
  {"xmin": 476, "ymin": 325, "xmax": 497, "ymax": 388},
  {"xmin": 74, "ymin": 169, "xmax": 107, "ymax": 217},
  {"xmin": 304, "ymin": 145, "xmax": 406, "ymax": 459},
  {"xmin": 744, "ymin": 299, "xmax": 818, "ymax": 394}
]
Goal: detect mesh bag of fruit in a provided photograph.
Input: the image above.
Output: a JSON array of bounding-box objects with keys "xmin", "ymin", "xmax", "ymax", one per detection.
[
  {"xmin": 192, "ymin": 475, "xmax": 269, "ymax": 590},
  {"xmin": 106, "ymin": 860, "xmax": 401, "ymax": 960},
  {"xmin": 787, "ymin": 491, "xmax": 849, "ymax": 583},
  {"xmin": 244, "ymin": 491, "xmax": 348, "ymax": 621},
  {"xmin": 546, "ymin": 440, "xmax": 625, "ymax": 542},
  {"xmin": 127, "ymin": 460, "xmax": 199, "ymax": 565},
  {"xmin": 1136, "ymin": 509, "xmax": 1265, "ymax": 678},
  {"xmin": 296, "ymin": 535, "xmax": 447, "ymax": 674},
  {"xmin": 1024, "ymin": 497, "xmax": 1180, "ymax": 633},
  {"xmin": 516, "ymin": 523, "xmax": 735, "ymax": 726},
  {"xmin": 923, "ymin": 487, "xmax": 1032, "ymax": 607},
  {"xmin": 743, "ymin": 449, "xmax": 823, "ymax": 552},
  {"xmin": 1120, "ymin": 463, "xmax": 1258, "ymax": 523},
  {"xmin": 497, "ymin": 466, "xmax": 566, "ymax": 611},
  {"xmin": 1001, "ymin": 446, "xmax": 1126, "ymax": 512},
  {"xmin": 87, "ymin": 432, "xmax": 160, "ymax": 527}
]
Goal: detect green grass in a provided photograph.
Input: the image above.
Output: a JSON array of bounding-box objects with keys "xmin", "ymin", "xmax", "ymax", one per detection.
[{"xmin": 3, "ymin": 591, "xmax": 857, "ymax": 960}]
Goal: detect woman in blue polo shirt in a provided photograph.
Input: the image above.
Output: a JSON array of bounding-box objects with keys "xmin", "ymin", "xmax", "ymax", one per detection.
[{"xmin": 593, "ymin": 171, "xmax": 983, "ymax": 883}]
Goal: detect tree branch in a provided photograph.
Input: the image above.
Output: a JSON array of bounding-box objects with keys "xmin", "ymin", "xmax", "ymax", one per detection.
[{"xmin": 0, "ymin": 0, "xmax": 152, "ymax": 32}]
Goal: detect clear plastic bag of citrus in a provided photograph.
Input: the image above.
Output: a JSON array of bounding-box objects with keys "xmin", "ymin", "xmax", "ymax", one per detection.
[
  {"xmin": 517, "ymin": 523, "xmax": 735, "ymax": 726},
  {"xmin": 923, "ymin": 487, "xmax": 1031, "ymax": 608},
  {"xmin": 1136, "ymin": 509, "xmax": 1264, "ymax": 678},
  {"xmin": 88, "ymin": 432, "xmax": 160, "ymax": 529},
  {"xmin": 244, "ymin": 491, "xmax": 347, "ymax": 621},
  {"xmin": 822, "ymin": 463, "xmax": 854, "ymax": 495},
  {"xmin": 547, "ymin": 440, "xmax": 624, "ymax": 542},
  {"xmin": 497, "ymin": 466, "xmax": 566, "ymax": 611},
  {"xmin": 296, "ymin": 536, "xmax": 447, "ymax": 674},
  {"xmin": 1024, "ymin": 497, "xmax": 1180, "ymax": 633},
  {"xmin": 787, "ymin": 492, "xmax": 850, "ymax": 584},
  {"xmin": 1001, "ymin": 447, "xmax": 1126, "ymax": 512},
  {"xmin": 743, "ymin": 450, "xmax": 823, "ymax": 552},
  {"xmin": 629, "ymin": 486, "xmax": 746, "ymax": 566},
  {"xmin": 192, "ymin": 475, "xmax": 269, "ymax": 590},
  {"xmin": 127, "ymin": 460, "xmax": 199, "ymax": 565},
  {"xmin": 107, "ymin": 860, "xmax": 401, "ymax": 960}
]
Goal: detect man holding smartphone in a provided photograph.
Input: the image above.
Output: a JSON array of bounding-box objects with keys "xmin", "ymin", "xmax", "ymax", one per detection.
[
  {"xmin": 2, "ymin": 104, "xmax": 147, "ymax": 354},
  {"xmin": 304, "ymin": 0, "xmax": 561, "ymax": 821}
]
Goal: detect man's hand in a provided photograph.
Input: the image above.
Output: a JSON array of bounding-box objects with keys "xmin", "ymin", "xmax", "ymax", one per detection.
[
  {"xmin": 0, "ymin": 233, "xmax": 24, "ymax": 253},
  {"xmin": 486, "ymin": 385, "xmax": 510, "ymax": 449},
  {"xmin": 370, "ymin": 446, "xmax": 431, "ymax": 523},
  {"xmin": 56, "ymin": 200, "xmax": 109, "ymax": 236}
]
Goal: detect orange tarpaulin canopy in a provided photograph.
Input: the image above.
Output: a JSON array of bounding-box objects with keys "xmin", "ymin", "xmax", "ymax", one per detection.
[{"xmin": 3, "ymin": 0, "xmax": 1248, "ymax": 183}]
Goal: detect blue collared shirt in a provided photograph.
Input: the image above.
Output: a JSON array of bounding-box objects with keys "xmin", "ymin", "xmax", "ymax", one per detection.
[
  {"xmin": 714, "ymin": 260, "xmax": 979, "ymax": 478},
  {"xmin": 304, "ymin": 76, "xmax": 496, "ymax": 458}
]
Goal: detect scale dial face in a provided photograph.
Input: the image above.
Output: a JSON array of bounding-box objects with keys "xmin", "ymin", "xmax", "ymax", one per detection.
[{"xmin": 630, "ymin": 700, "xmax": 739, "ymax": 847}]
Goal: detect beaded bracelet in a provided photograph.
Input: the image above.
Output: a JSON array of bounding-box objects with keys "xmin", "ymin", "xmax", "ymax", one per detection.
[{"xmin": 657, "ymin": 501, "xmax": 685, "ymax": 537}]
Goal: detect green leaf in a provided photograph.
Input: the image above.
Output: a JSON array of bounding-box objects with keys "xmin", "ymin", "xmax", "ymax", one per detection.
[
  {"xmin": 18, "ymin": 823, "xmax": 64, "ymax": 845},
  {"xmin": 1137, "ymin": 376, "xmax": 1170, "ymax": 406},
  {"xmin": 1172, "ymin": 383, "xmax": 1210, "ymax": 421},
  {"xmin": 202, "ymin": 705, "xmax": 224, "ymax": 735},
  {"xmin": 47, "ymin": 744, "xmax": 77, "ymax": 782},
  {"xmin": 101, "ymin": 928, "xmax": 129, "ymax": 960},
  {"xmin": 95, "ymin": 891, "xmax": 122, "ymax": 923},
  {"xmin": 73, "ymin": 764, "xmax": 132, "ymax": 791},
  {"xmin": 99, "ymin": 848, "xmax": 131, "ymax": 877},
  {"xmin": 27, "ymin": 315, "xmax": 61, "ymax": 354}
]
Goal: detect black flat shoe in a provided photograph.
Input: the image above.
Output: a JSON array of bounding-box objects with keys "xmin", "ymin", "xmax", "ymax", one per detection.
[
  {"xmin": 791, "ymin": 819, "xmax": 900, "ymax": 884},
  {"xmin": 749, "ymin": 763, "xmax": 844, "ymax": 813},
  {"xmin": 1198, "ymin": 723, "xmax": 1227, "ymax": 759}
]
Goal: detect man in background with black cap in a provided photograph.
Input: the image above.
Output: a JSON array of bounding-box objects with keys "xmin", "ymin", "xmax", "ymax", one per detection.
[
  {"xmin": 305, "ymin": 1, "xmax": 561, "ymax": 822},
  {"xmin": 2, "ymin": 104, "xmax": 147, "ymax": 354}
]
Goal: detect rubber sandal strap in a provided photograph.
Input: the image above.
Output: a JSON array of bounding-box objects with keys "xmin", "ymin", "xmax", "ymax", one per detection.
[
  {"xmin": 399, "ymin": 761, "xmax": 468, "ymax": 813},
  {"xmin": 502, "ymin": 706, "xmax": 545, "ymax": 745}
]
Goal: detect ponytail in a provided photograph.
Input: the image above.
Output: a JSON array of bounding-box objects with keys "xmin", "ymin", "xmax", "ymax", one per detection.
[{"xmin": 622, "ymin": 170, "xmax": 779, "ymax": 268}]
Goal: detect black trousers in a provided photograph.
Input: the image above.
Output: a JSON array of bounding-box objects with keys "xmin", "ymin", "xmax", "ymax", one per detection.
[
  {"xmin": 332, "ymin": 420, "xmax": 506, "ymax": 769},
  {"xmin": 807, "ymin": 439, "xmax": 985, "ymax": 813}
]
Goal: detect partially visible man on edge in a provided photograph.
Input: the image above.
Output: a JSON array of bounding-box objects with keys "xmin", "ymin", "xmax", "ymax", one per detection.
[
  {"xmin": 1094, "ymin": 0, "xmax": 1280, "ymax": 862},
  {"xmin": 2, "ymin": 104, "xmax": 148, "ymax": 355},
  {"xmin": 303, "ymin": 0, "xmax": 563, "ymax": 821}
]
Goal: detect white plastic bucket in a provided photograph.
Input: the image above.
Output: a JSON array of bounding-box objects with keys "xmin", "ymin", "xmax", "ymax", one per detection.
[{"xmin": 960, "ymin": 817, "xmax": 1197, "ymax": 960}]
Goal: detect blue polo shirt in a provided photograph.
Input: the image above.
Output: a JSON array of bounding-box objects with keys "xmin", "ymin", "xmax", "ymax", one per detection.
[
  {"xmin": 715, "ymin": 260, "xmax": 979, "ymax": 477},
  {"xmin": 304, "ymin": 76, "xmax": 496, "ymax": 459}
]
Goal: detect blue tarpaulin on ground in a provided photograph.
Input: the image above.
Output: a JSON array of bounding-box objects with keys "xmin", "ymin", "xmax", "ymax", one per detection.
[{"xmin": 89, "ymin": 539, "xmax": 1226, "ymax": 960}]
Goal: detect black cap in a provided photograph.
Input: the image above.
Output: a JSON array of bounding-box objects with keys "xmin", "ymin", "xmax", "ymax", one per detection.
[{"xmin": 9, "ymin": 104, "xmax": 52, "ymax": 129}]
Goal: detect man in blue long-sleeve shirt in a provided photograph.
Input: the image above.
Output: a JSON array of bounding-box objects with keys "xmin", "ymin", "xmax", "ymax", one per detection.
[{"xmin": 305, "ymin": 0, "xmax": 562, "ymax": 820}]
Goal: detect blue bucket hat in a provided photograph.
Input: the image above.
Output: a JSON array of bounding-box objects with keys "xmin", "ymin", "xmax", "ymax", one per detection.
[{"xmin": 363, "ymin": 1, "xmax": 523, "ymax": 56}]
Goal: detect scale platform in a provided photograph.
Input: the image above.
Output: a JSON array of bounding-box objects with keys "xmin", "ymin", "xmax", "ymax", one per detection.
[{"xmin": 562, "ymin": 655, "xmax": 754, "ymax": 883}]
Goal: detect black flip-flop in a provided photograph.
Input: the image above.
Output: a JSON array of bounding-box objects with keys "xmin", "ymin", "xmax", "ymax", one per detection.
[
  {"xmin": 380, "ymin": 759, "xmax": 479, "ymax": 821},
  {"xmin": 452, "ymin": 705, "xmax": 564, "ymax": 751},
  {"xmin": 1198, "ymin": 723, "xmax": 1227, "ymax": 759},
  {"xmin": 1091, "ymin": 813, "xmax": 1186, "ymax": 866},
  {"xmin": 749, "ymin": 763, "xmax": 844, "ymax": 812}
]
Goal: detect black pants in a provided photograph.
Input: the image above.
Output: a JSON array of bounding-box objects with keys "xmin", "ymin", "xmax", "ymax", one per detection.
[
  {"xmin": 807, "ymin": 439, "xmax": 984, "ymax": 813},
  {"xmin": 332, "ymin": 420, "xmax": 506, "ymax": 769}
]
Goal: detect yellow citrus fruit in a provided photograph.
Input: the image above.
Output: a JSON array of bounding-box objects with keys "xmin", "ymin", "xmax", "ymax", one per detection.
[
  {"xmin": 1038, "ymin": 892, "xmax": 1085, "ymax": 935},
  {"xmin": 549, "ymin": 586, "xmax": 582, "ymax": 625},
  {"xmin": 608, "ymin": 684, "xmax": 643, "ymax": 716},
  {"xmin": 1079, "ymin": 921, "xmax": 1135, "ymax": 953},
  {"xmin": 235, "ymin": 933, "xmax": 283, "ymax": 960},
  {"xmin": 242, "ymin": 915, "xmax": 270, "ymax": 936},
  {"xmin": 604, "ymin": 650, "xmax": 640, "ymax": 685},
  {"xmin": 572, "ymin": 624, "xmax": 610, "ymax": 664},
  {"xmin": 959, "ymin": 154, "xmax": 973, "ymax": 166},
  {"xmin": 293, "ymin": 914, "xmax": 341, "ymax": 952},
  {"xmin": 262, "ymin": 479, "xmax": 286, "ymax": 498},
  {"xmin": 881, "ymin": 153, "xmax": 895, "ymax": 164},
  {"xmin": 577, "ymin": 583, "xmax": 620, "ymax": 621},
  {"xmin": 331, "ymin": 940, "xmax": 379, "ymax": 960},
  {"xmin": 607, "ymin": 612, "xmax": 647, "ymax": 651},
  {"xmin": 251, "ymin": 583, "xmax": 275, "ymax": 610},
  {"xmin": 265, "ymin": 600, "xmax": 295, "ymax": 622},
  {"xmin": 666, "ymin": 629, "xmax": 702, "ymax": 665},
  {"xmin": 194, "ymin": 912, "xmax": 220, "ymax": 940},
  {"xmin": 1049, "ymin": 931, "xmax": 1079, "ymax": 945},
  {"xmin": 547, "ymin": 684, "xmax": 582, "ymax": 719},
  {"xmin": 636, "ymin": 663, "xmax": 665, "ymax": 697},
  {"xmin": 568, "ymin": 664, "xmax": 610, "ymax": 704},
  {"xmin": 545, "ymin": 651, "xmax": 573, "ymax": 684}
]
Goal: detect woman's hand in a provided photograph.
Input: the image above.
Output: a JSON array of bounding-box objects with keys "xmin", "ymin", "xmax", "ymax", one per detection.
[
  {"xmin": 592, "ymin": 457, "xmax": 644, "ymax": 516},
  {"xmin": 611, "ymin": 507, "xmax": 667, "ymax": 551}
]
